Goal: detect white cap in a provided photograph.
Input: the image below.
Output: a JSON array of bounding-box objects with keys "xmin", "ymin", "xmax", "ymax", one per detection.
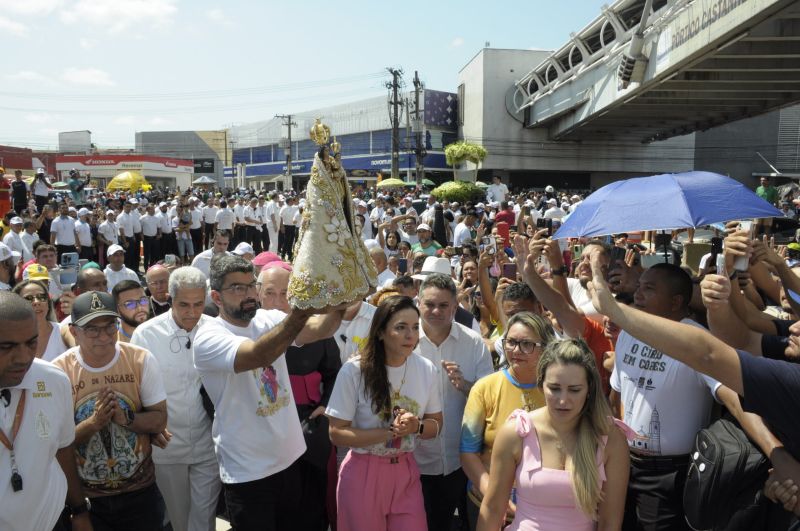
[
  {"xmin": 106, "ymin": 244, "xmax": 125, "ymax": 257},
  {"xmin": 68, "ymin": 207, "xmax": 77, "ymax": 213},
  {"xmin": 545, "ymin": 185, "xmax": 554, "ymax": 193},
  {"xmin": 159, "ymin": 202, "xmax": 168, "ymax": 208},
  {"xmin": 0, "ymin": 242, "xmax": 21, "ymax": 262},
  {"xmin": 78, "ymin": 208, "xmax": 90, "ymax": 217},
  {"xmin": 129, "ymin": 198, "xmax": 139, "ymax": 205},
  {"xmin": 106, "ymin": 209, "xmax": 115, "ymax": 216},
  {"xmin": 9, "ymin": 217, "xmax": 23, "ymax": 225},
  {"xmin": 412, "ymin": 256, "xmax": 452, "ymax": 281},
  {"xmin": 416, "ymin": 223, "xmax": 431, "ymax": 231},
  {"xmin": 233, "ymin": 242, "xmax": 254, "ymax": 257},
  {"xmin": 547, "ymin": 198, "xmax": 557, "ymax": 205}
]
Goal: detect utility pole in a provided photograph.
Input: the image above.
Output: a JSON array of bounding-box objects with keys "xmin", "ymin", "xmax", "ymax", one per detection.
[
  {"xmin": 412, "ymin": 71, "xmax": 426, "ymax": 187},
  {"xmin": 275, "ymin": 114, "xmax": 297, "ymax": 190},
  {"xmin": 386, "ymin": 68, "xmax": 403, "ymax": 179}
]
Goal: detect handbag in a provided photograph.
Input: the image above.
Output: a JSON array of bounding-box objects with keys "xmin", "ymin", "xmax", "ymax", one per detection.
[
  {"xmin": 683, "ymin": 416, "xmax": 771, "ymax": 530},
  {"xmin": 297, "ymin": 403, "xmax": 332, "ymax": 471}
]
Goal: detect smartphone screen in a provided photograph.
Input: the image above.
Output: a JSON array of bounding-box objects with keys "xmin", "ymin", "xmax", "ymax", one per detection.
[
  {"xmin": 397, "ymin": 258, "xmax": 408, "ymax": 275},
  {"xmin": 502, "ymin": 263, "xmax": 517, "ymax": 280}
]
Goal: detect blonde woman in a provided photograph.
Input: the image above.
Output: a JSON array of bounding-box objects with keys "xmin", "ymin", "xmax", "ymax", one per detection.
[{"xmin": 478, "ymin": 339, "xmax": 631, "ymax": 531}]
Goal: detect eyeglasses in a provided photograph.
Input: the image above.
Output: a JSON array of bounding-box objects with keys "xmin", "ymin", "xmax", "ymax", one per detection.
[
  {"xmin": 220, "ymin": 282, "xmax": 261, "ymax": 297},
  {"xmin": 23, "ymin": 293, "xmax": 49, "ymax": 303},
  {"xmin": 502, "ymin": 338, "xmax": 543, "ymax": 354},
  {"xmin": 147, "ymin": 279, "xmax": 168, "ymax": 286},
  {"xmin": 78, "ymin": 322, "xmax": 119, "ymax": 339},
  {"xmin": 120, "ymin": 297, "xmax": 149, "ymax": 311}
]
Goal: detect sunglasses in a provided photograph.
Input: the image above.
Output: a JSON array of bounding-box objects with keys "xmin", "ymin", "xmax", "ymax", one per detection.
[
  {"xmin": 120, "ymin": 297, "xmax": 149, "ymax": 311},
  {"xmin": 23, "ymin": 293, "xmax": 49, "ymax": 303}
]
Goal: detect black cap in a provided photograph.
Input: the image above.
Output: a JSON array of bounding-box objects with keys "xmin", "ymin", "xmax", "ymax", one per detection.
[{"xmin": 71, "ymin": 291, "xmax": 120, "ymax": 327}]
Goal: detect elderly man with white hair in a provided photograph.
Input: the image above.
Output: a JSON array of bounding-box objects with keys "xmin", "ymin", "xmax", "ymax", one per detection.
[{"xmin": 131, "ymin": 266, "xmax": 221, "ymax": 531}]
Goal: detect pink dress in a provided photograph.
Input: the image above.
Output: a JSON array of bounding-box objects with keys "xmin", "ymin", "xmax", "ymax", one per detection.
[{"xmin": 506, "ymin": 410, "xmax": 631, "ymax": 531}]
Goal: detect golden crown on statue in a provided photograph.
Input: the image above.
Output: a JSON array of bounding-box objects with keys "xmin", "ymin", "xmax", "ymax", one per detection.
[
  {"xmin": 331, "ymin": 136, "xmax": 341, "ymax": 155},
  {"xmin": 310, "ymin": 118, "xmax": 331, "ymax": 146}
]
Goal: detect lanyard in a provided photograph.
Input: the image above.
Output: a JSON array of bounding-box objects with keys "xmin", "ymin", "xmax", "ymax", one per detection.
[{"xmin": 0, "ymin": 390, "xmax": 26, "ymax": 492}]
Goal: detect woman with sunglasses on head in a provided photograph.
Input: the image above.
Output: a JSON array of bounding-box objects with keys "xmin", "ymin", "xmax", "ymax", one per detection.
[
  {"xmin": 478, "ymin": 339, "xmax": 631, "ymax": 531},
  {"xmin": 460, "ymin": 312, "xmax": 556, "ymax": 529},
  {"xmin": 13, "ymin": 279, "xmax": 72, "ymax": 361},
  {"xmin": 326, "ymin": 295, "xmax": 443, "ymax": 531}
]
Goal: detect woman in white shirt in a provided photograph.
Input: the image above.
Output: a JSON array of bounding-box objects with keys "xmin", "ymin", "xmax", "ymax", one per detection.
[
  {"xmin": 13, "ymin": 280, "xmax": 71, "ymax": 361},
  {"xmin": 326, "ymin": 295, "xmax": 444, "ymax": 531}
]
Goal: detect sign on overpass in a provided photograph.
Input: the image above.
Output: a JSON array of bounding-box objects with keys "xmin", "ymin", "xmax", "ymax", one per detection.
[{"xmin": 513, "ymin": 0, "xmax": 800, "ymax": 143}]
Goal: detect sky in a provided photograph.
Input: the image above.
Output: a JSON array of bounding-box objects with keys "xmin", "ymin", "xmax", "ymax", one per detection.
[{"xmin": 1, "ymin": 0, "xmax": 608, "ymax": 150}]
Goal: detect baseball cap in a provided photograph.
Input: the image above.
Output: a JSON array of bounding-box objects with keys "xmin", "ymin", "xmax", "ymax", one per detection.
[
  {"xmin": 545, "ymin": 185, "xmax": 554, "ymax": 193},
  {"xmin": 159, "ymin": 202, "xmax": 168, "ymax": 208},
  {"xmin": 68, "ymin": 207, "xmax": 77, "ymax": 213},
  {"xmin": 547, "ymin": 198, "xmax": 557, "ymax": 205},
  {"xmin": 23, "ymin": 263, "xmax": 50, "ymax": 281},
  {"xmin": 411, "ymin": 257, "xmax": 452, "ymax": 281},
  {"xmin": 9, "ymin": 217, "xmax": 23, "ymax": 225},
  {"xmin": 35, "ymin": 168, "xmax": 45, "ymax": 175},
  {"xmin": 71, "ymin": 291, "xmax": 120, "ymax": 327},
  {"xmin": 106, "ymin": 209, "xmax": 115, "ymax": 216},
  {"xmin": 107, "ymin": 244, "xmax": 125, "ymax": 257},
  {"xmin": 232, "ymin": 242, "xmax": 254, "ymax": 257},
  {"xmin": 417, "ymin": 223, "xmax": 431, "ymax": 231},
  {"xmin": 0, "ymin": 242, "xmax": 21, "ymax": 262},
  {"xmin": 81, "ymin": 261, "xmax": 101, "ymax": 270},
  {"xmin": 78, "ymin": 208, "xmax": 90, "ymax": 217}
]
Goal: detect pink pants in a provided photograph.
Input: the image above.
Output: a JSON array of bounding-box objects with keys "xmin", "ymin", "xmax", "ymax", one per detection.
[{"xmin": 337, "ymin": 450, "xmax": 428, "ymax": 531}]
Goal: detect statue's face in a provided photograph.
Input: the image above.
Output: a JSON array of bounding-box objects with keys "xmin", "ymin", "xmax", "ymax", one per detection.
[{"xmin": 321, "ymin": 148, "xmax": 330, "ymax": 161}]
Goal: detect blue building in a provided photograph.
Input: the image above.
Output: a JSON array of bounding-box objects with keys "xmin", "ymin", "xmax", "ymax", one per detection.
[{"xmin": 225, "ymin": 89, "xmax": 458, "ymax": 191}]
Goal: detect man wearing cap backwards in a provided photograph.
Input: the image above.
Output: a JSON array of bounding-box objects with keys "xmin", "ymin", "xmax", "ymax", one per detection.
[
  {"xmin": 51, "ymin": 202, "xmax": 81, "ymax": 263},
  {"xmin": 414, "ymin": 272, "xmax": 492, "ymax": 530},
  {"xmin": 0, "ymin": 291, "xmax": 94, "ymax": 531},
  {"xmin": 192, "ymin": 254, "xmax": 344, "ymax": 530},
  {"xmin": 192, "ymin": 230, "xmax": 231, "ymax": 278},
  {"xmin": 131, "ymin": 266, "xmax": 220, "ymax": 531},
  {"xmin": 411, "ymin": 222, "xmax": 443, "ymax": 257},
  {"xmin": 104, "ymin": 244, "xmax": 140, "ymax": 292},
  {"xmin": 10, "ymin": 170, "xmax": 29, "ymax": 216},
  {"xmin": 2, "ymin": 216, "xmax": 27, "ymax": 262},
  {"xmin": 53, "ymin": 290, "xmax": 167, "ymax": 530}
]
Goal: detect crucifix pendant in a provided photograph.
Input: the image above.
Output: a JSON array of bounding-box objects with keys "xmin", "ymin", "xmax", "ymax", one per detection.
[{"xmin": 11, "ymin": 471, "xmax": 22, "ymax": 492}]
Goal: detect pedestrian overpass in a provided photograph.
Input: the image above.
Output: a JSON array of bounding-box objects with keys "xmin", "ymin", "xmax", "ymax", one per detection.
[{"xmin": 512, "ymin": 0, "xmax": 800, "ymax": 143}]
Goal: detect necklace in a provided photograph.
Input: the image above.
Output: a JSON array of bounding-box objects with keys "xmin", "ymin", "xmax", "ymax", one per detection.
[{"xmin": 390, "ymin": 359, "xmax": 409, "ymax": 400}]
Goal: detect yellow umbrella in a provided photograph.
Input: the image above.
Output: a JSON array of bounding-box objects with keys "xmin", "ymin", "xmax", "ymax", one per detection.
[
  {"xmin": 376, "ymin": 178, "xmax": 407, "ymax": 189},
  {"xmin": 106, "ymin": 171, "xmax": 152, "ymax": 192}
]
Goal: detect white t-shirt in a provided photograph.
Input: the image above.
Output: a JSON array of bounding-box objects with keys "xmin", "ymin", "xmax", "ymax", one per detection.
[
  {"xmin": 543, "ymin": 207, "xmax": 565, "ymax": 220},
  {"xmin": 50, "ymin": 216, "xmax": 77, "ymax": 246},
  {"xmin": 156, "ymin": 212, "xmax": 173, "ymax": 234},
  {"xmin": 139, "ymin": 214, "xmax": 160, "ymax": 237},
  {"xmin": 279, "ymin": 205, "xmax": 300, "ymax": 226},
  {"xmin": 32, "ymin": 178, "xmax": 49, "ymax": 197},
  {"xmin": 192, "ymin": 309, "xmax": 305, "ymax": 484},
  {"xmin": 190, "ymin": 209, "xmax": 203, "ymax": 230},
  {"xmin": 104, "ymin": 266, "xmax": 140, "ymax": 291},
  {"xmin": 325, "ymin": 353, "xmax": 442, "ymax": 456},
  {"xmin": 202, "ymin": 206, "xmax": 219, "ymax": 224},
  {"xmin": 98, "ymin": 220, "xmax": 119, "ymax": 245},
  {"xmin": 74, "ymin": 220, "xmax": 92, "ymax": 247},
  {"xmin": 610, "ymin": 320, "xmax": 721, "ymax": 456},
  {"xmin": 334, "ymin": 302, "xmax": 376, "ymax": 363},
  {"xmin": 567, "ymin": 277, "xmax": 602, "ymax": 323},
  {"xmin": 2, "ymin": 231, "xmax": 25, "ymax": 259},
  {"xmin": 264, "ymin": 202, "xmax": 278, "ymax": 227},
  {"xmin": 116, "ymin": 212, "xmax": 135, "ymax": 238},
  {"xmin": 0, "ymin": 359, "xmax": 74, "ymax": 531},
  {"xmin": 486, "ymin": 183, "xmax": 509, "ymax": 203},
  {"xmin": 215, "ymin": 209, "xmax": 235, "ymax": 231}
]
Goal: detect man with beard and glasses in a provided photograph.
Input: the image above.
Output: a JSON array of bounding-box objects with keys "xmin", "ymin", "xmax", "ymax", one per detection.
[
  {"xmin": 131, "ymin": 267, "xmax": 221, "ymax": 531},
  {"xmin": 192, "ymin": 254, "xmax": 345, "ymax": 531},
  {"xmin": 112, "ymin": 280, "xmax": 151, "ymax": 342}
]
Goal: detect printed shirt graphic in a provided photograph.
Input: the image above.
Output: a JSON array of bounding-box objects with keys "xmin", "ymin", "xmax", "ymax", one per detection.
[
  {"xmin": 53, "ymin": 343, "xmax": 163, "ymax": 497},
  {"xmin": 610, "ymin": 319, "xmax": 721, "ymax": 456}
]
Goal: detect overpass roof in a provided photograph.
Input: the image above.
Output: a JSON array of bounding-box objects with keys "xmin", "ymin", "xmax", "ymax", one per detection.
[{"xmin": 513, "ymin": 0, "xmax": 800, "ymax": 143}]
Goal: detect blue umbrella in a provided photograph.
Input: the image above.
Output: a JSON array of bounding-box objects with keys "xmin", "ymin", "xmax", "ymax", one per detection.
[{"xmin": 553, "ymin": 171, "xmax": 782, "ymax": 239}]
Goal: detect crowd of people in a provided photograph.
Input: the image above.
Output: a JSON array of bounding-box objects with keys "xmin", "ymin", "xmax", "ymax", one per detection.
[{"xmin": 1, "ymin": 164, "xmax": 799, "ymax": 531}]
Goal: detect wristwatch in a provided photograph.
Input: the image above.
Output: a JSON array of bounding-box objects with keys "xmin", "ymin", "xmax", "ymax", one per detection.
[
  {"xmin": 69, "ymin": 497, "xmax": 91, "ymax": 516},
  {"xmin": 124, "ymin": 408, "xmax": 135, "ymax": 427},
  {"xmin": 417, "ymin": 418, "xmax": 425, "ymax": 436},
  {"xmin": 551, "ymin": 265, "xmax": 569, "ymax": 276}
]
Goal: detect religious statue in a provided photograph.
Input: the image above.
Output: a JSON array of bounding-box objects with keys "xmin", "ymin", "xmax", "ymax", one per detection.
[{"xmin": 287, "ymin": 122, "xmax": 378, "ymax": 309}]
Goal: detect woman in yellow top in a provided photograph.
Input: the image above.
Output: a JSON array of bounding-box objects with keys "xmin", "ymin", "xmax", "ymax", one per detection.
[{"xmin": 460, "ymin": 312, "xmax": 555, "ymax": 529}]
